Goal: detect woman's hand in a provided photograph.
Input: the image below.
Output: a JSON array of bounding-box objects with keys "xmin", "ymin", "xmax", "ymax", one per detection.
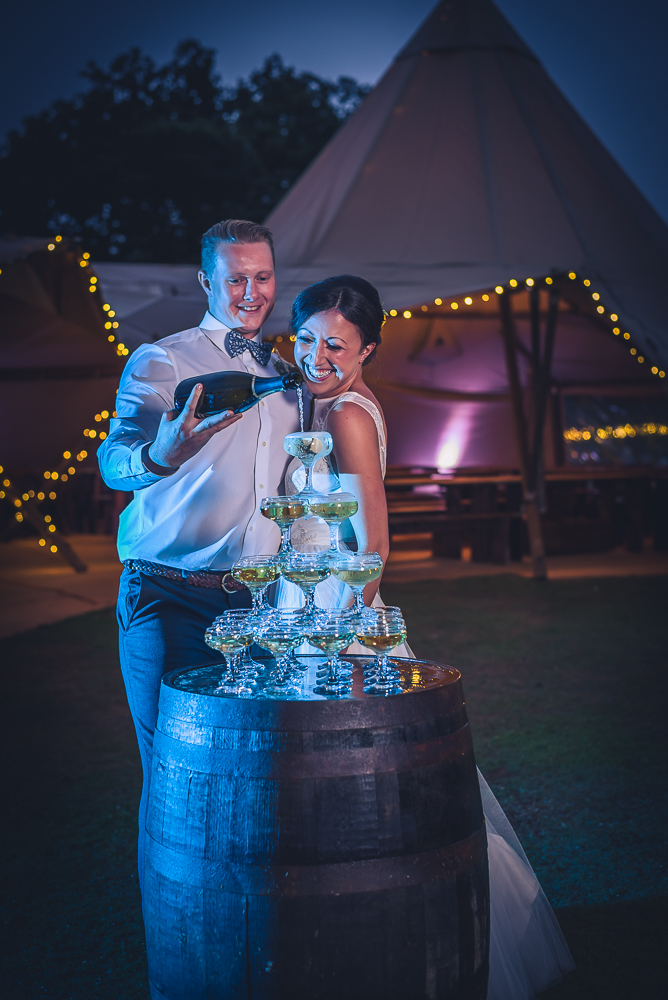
[{"xmin": 148, "ymin": 383, "xmax": 242, "ymax": 469}]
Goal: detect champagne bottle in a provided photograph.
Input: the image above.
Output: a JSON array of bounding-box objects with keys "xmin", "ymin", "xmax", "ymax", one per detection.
[{"xmin": 174, "ymin": 368, "xmax": 304, "ymax": 418}]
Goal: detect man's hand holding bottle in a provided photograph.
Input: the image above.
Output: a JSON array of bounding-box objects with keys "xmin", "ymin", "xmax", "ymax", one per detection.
[{"xmin": 147, "ymin": 383, "xmax": 241, "ymax": 473}]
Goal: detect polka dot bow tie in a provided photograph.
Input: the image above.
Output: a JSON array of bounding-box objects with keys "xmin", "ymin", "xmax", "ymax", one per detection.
[{"xmin": 227, "ymin": 329, "xmax": 273, "ymax": 367}]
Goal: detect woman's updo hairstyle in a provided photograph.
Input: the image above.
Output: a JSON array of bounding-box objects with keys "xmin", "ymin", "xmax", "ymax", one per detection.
[{"xmin": 290, "ymin": 275, "xmax": 384, "ymax": 366}]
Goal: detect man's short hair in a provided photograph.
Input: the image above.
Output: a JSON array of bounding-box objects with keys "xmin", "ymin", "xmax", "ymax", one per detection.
[{"xmin": 200, "ymin": 220, "xmax": 275, "ymax": 275}]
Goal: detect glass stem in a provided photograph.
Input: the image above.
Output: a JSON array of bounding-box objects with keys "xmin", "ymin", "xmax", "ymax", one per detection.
[
  {"xmin": 328, "ymin": 523, "xmax": 339, "ymax": 551},
  {"xmin": 353, "ymin": 589, "xmax": 366, "ymax": 614},
  {"xmin": 304, "ymin": 461, "xmax": 315, "ymax": 495},
  {"xmin": 280, "ymin": 524, "xmax": 292, "ymax": 553},
  {"xmin": 228, "ymin": 652, "xmax": 240, "ymax": 679},
  {"xmin": 243, "ymin": 645, "xmax": 257, "ymax": 671},
  {"xmin": 327, "ymin": 653, "xmax": 339, "ymax": 686},
  {"xmin": 251, "ymin": 590, "xmax": 263, "ymax": 613},
  {"xmin": 376, "ymin": 653, "xmax": 390, "ymax": 683},
  {"xmin": 303, "ymin": 587, "xmax": 316, "ymax": 615},
  {"xmin": 276, "ymin": 655, "xmax": 289, "ymax": 682}
]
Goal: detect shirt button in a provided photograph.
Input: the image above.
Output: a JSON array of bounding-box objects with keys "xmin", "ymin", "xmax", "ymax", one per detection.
[
  {"xmin": 249, "ymin": 526, "xmax": 253, "ymax": 531},
  {"xmin": 262, "ymin": 441, "xmax": 266, "ymax": 447},
  {"xmin": 261, "ymin": 401, "xmax": 265, "ymax": 407},
  {"xmin": 259, "ymin": 484, "xmax": 264, "ymax": 489}
]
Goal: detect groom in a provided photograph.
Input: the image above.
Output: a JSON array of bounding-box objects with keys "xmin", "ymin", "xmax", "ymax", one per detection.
[{"xmin": 97, "ymin": 219, "xmax": 300, "ymax": 884}]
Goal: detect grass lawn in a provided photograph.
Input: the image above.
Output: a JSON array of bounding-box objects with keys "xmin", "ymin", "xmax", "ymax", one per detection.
[{"xmin": 1, "ymin": 574, "xmax": 667, "ymax": 999}]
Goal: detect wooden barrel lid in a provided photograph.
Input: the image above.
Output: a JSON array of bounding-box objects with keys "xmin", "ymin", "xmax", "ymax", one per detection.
[{"xmin": 160, "ymin": 655, "xmax": 467, "ymax": 731}]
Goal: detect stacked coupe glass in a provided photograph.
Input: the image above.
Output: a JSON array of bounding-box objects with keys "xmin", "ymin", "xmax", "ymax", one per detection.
[{"xmin": 204, "ymin": 432, "xmax": 408, "ymax": 699}]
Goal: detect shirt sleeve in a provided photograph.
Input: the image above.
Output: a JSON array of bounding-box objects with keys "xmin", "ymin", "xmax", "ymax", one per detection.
[{"xmin": 97, "ymin": 342, "xmax": 178, "ymax": 491}]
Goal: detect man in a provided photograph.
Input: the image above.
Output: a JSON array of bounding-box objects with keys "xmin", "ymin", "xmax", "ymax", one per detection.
[{"xmin": 98, "ymin": 219, "xmax": 300, "ymax": 886}]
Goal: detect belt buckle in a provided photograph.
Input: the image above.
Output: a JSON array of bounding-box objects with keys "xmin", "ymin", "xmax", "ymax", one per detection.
[{"xmin": 221, "ymin": 572, "xmax": 238, "ymax": 594}]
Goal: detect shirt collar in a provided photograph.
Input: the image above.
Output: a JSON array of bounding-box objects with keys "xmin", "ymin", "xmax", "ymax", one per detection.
[{"xmin": 199, "ymin": 310, "xmax": 263, "ymax": 353}]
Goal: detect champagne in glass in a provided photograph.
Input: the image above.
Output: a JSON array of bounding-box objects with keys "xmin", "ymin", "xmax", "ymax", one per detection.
[
  {"xmin": 214, "ymin": 609, "xmax": 264, "ymax": 676},
  {"xmin": 357, "ymin": 631, "xmax": 407, "ymax": 652},
  {"xmin": 307, "ymin": 493, "xmax": 358, "ymax": 550},
  {"xmin": 206, "ymin": 627, "xmax": 255, "ymax": 696},
  {"xmin": 283, "ymin": 431, "xmax": 333, "ymax": 497},
  {"xmin": 330, "ymin": 552, "xmax": 384, "ymax": 614},
  {"xmin": 260, "ymin": 496, "xmax": 309, "ymax": 553},
  {"xmin": 356, "ymin": 608, "xmax": 407, "ymax": 696},
  {"xmin": 231, "ymin": 555, "xmax": 280, "ymax": 612},
  {"xmin": 281, "ymin": 552, "xmax": 331, "ymax": 617},
  {"xmin": 255, "ymin": 624, "xmax": 305, "ymax": 698}
]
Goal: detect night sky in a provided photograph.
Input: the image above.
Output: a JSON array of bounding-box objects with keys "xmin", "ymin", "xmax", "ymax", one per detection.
[{"xmin": 3, "ymin": 0, "xmax": 667, "ymax": 222}]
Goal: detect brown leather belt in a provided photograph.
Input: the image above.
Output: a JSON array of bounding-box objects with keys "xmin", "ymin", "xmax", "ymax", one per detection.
[{"xmin": 125, "ymin": 559, "xmax": 247, "ymax": 594}]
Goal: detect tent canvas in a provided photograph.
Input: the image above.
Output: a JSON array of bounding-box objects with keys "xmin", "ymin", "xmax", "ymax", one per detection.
[{"xmin": 264, "ymin": 0, "xmax": 668, "ymax": 381}]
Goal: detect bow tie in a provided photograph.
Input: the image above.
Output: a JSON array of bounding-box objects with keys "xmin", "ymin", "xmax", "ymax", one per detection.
[{"xmin": 227, "ymin": 329, "xmax": 273, "ymax": 367}]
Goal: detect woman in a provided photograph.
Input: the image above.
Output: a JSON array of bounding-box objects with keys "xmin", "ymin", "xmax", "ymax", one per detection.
[
  {"xmin": 278, "ymin": 274, "xmax": 575, "ymax": 1000},
  {"xmin": 278, "ymin": 273, "xmax": 389, "ymax": 612}
]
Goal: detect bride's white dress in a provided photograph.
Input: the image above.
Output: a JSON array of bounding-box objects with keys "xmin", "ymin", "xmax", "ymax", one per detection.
[{"xmin": 275, "ymin": 392, "xmax": 575, "ymax": 1000}]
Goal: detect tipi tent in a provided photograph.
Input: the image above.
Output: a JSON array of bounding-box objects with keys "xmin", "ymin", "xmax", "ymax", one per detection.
[
  {"xmin": 263, "ymin": 0, "xmax": 668, "ymax": 573},
  {"xmin": 265, "ymin": 0, "xmax": 668, "ymax": 378}
]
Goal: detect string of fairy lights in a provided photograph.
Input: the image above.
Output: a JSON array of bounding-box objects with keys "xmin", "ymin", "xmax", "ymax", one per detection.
[
  {"xmin": 564, "ymin": 422, "xmax": 668, "ymax": 442},
  {"xmin": 384, "ymin": 271, "xmax": 666, "ymax": 385},
  {"xmin": 2, "ymin": 256, "xmax": 665, "ymax": 560},
  {"xmin": 0, "ymin": 235, "xmax": 120, "ymax": 558}
]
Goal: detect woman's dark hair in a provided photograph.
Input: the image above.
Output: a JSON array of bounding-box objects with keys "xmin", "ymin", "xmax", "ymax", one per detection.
[{"xmin": 290, "ymin": 275, "xmax": 384, "ymax": 366}]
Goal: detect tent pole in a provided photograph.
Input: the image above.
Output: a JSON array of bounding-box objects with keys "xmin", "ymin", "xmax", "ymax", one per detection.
[
  {"xmin": 528, "ymin": 288, "xmax": 559, "ymax": 492},
  {"xmin": 499, "ymin": 292, "xmax": 548, "ymax": 581},
  {"xmin": 528, "ymin": 285, "xmax": 543, "ymax": 506}
]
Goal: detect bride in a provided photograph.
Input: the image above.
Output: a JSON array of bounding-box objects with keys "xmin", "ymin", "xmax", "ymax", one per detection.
[{"xmin": 275, "ymin": 274, "xmax": 575, "ymax": 1000}]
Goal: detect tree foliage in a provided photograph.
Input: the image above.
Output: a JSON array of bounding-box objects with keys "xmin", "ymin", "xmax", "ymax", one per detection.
[{"xmin": 0, "ymin": 42, "xmax": 369, "ymax": 262}]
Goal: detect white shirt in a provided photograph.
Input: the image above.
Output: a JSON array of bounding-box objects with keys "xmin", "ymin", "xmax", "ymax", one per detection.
[{"xmin": 97, "ymin": 311, "xmax": 300, "ymax": 569}]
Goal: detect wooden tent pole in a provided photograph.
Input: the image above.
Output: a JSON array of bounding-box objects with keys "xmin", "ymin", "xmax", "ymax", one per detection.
[
  {"xmin": 527, "ymin": 285, "xmax": 544, "ymax": 510},
  {"xmin": 528, "ymin": 287, "xmax": 559, "ymax": 491},
  {"xmin": 498, "ymin": 291, "xmax": 547, "ymax": 581}
]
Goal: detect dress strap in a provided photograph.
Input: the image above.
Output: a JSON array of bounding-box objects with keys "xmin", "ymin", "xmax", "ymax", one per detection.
[{"xmin": 323, "ymin": 392, "xmax": 386, "ymax": 477}]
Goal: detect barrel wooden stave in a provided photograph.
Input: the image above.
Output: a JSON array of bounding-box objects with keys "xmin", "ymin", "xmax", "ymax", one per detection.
[
  {"xmin": 144, "ymin": 660, "xmax": 489, "ymax": 1000},
  {"xmin": 147, "ymin": 735, "xmax": 481, "ymax": 864},
  {"xmin": 146, "ymin": 865, "xmax": 489, "ymax": 1000}
]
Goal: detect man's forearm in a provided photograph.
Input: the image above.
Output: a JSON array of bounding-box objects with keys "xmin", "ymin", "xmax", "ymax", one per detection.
[
  {"xmin": 142, "ymin": 443, "xmax": 180, "ymax": 477},
  {"xmin": 98, "ymin": 430, "xmax": 172, "ymax": 492}
]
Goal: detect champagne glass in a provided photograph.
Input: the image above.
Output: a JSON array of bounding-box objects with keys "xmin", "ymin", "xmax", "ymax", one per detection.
[
  {"xmin": 281, "ymin": 552, "xmax": 331, "ymax": 618},
  {"xmin": 329, "ymin": 552, "xmax": 384, "ymax": 615},
  {"xmin": 262, "ymin": 608, "xmax": 310, "ymax": 674},
  {"xmin": 214, "ymin": 609, "xmax": 264, "ymax": 676},
  {"xmin": 231, "ymin": 555, "xmax": 280, "ymax": 613},
  {"xmin": 355, "ymin": 608, "xmax": 407, "ymax": 696},
  {"xmin": 255, "ymin": 622, "xmax": 306, "ymax": 698},
  {"xmin": 306, "ymin": 492, "xmax": 358, "ymax": 551},
  {"xmin": 260, "ymin": 495, "xmax": 310, "ymax": 554},
  {"xmin": 204, "ymin": 623, "xmax": 256, "ymax": 696},
  {"xmin": 310, "ymin": 613, "xmax": 356, "ymax": 697},
  {"xmin": 283, "ymin": 431, "xmax": 333, "ymax": 497}
]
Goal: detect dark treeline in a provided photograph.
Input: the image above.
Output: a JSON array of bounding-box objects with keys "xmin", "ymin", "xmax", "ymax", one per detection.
[{"xmin": 0, "ymin": 41, "xmax": 369, "ymax": 262}]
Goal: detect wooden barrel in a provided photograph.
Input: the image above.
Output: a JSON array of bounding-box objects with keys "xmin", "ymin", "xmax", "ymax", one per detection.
[{"xmin": 144, "ymin": 656, "xmax": 489, "ymax": 1000}]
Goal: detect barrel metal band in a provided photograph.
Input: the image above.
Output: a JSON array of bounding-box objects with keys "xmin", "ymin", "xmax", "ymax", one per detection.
[
  {"xmin": 145, "ymin": 826, "xmax": 487, "ymax": 897},
  {"xmin": 152, "ymin": 723, "xmax": 472, "ymax": 779}
]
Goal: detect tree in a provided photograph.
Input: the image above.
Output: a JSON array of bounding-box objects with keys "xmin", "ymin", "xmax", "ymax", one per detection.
[{"xmin": 0, "ymin": 42, "xmax": 369, "ymax": 262}]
